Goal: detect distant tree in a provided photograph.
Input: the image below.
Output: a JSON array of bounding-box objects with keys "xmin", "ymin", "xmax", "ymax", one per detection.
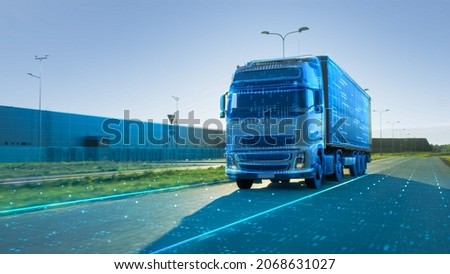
[{"xmin": 433, "ymin": 144, "xmax": 450, "ymax": 153}]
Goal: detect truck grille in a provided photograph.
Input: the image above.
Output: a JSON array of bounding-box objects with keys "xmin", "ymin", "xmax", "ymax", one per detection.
[
  {"xmin": 236, "ymin": 152, "xmax": 291, "ymax": 161},
  {"xmin": 235, "ymin": 135, "xmax": 295, "ymax": 147},
  {"xmin": 240, "ymin": 163, "xmax": 290, "ymax": 171},
  {"xmin": 235, "ymin": 152, "xmax": 291, "ymax": 171}
]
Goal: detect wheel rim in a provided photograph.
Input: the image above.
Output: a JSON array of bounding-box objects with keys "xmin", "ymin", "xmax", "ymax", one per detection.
[{"xmin": 305, "ymin": 155, "xmax": 323, "ymax": 189}]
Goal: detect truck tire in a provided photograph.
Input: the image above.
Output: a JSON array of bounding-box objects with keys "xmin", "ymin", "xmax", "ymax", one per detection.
[
  {"xmin": 360, "ymin": 153, "xmax": 367, "ymax": 175},
  {"xmin": 329, "ymin": 152, "xmax": 343, "ymax": 182},
  {"xmin": 305, "ymin": 155, "xmax": 323, "ymax": 189},
  {"xmin": 236, "ymin": 179, "xmax": 253, "ymax": 189},
  {"xmin": 349, "ymin": 152, "xmax": 359, "ymax": 177}
]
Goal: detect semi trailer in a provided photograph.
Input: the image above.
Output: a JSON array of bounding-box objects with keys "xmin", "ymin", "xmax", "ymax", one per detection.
[{"xmin": 220, "ymin": 55, "xmax": 371, "ymax": 189}]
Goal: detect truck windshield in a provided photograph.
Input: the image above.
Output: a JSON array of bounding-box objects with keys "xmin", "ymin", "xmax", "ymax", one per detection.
[
  {"xmin": 228, "ymin": 88, "xmax": 314, "ymax": 118},
  {"xmin": 233, "ymin": 68, "xmax": 301, "ymax": 82}
]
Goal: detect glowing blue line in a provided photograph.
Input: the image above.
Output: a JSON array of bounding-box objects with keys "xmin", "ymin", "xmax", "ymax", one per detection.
[
  {"xmin": 151, "ymin": 169, "xmax": 391, "ymax": 254},
  {"xmin": 0, "ymin": 181, "xmax": 227, "ymax": 215}
]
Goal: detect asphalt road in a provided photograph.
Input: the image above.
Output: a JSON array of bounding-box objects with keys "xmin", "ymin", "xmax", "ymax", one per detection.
[{"xmin": 0, "ymin": 157, "xmax": 449, "ymax": 254}]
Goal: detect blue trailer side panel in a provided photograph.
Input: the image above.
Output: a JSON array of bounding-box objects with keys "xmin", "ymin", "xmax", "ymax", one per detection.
[{"xmin": 319, "ymin": 56, "xmax": 371, "ymax": 151}]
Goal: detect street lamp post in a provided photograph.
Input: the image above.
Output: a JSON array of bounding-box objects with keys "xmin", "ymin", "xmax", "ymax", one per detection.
[
  {"xmin": 261, "ymin": 27, "xmax": 309, "ymax": 58},
  {"xmin": 397, "ymin": 128, "xmax": 406, "ymax": 152},
  {"xmin": 171, "ymin": 96, "xmax": 179, "ymax": 124},
  {"xmin": 405, "ymin": 133, "xmax": 411, "ymax": 152},
  {"xmin": 387, "ymin": 120, "xmax": 400, "ymax": 153},
  {"xmin": 170, "ymin": 96, "xmax": 180, "ymax": 152},
  {"xmin": 28, "ymin": 55, "xmax": 48, "ymax": 162},
  {"xmin": 373, "ymin": 109, "xmax": 389, "ymax": 156}
]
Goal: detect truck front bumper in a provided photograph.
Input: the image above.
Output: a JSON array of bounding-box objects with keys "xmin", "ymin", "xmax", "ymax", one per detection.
[
  {"xmin": 226, "ymin": 168, "xmax": 316, "ymax": 181},
  {"xmin": 226, "ymin": 150, "xmax": 317, "ymax": 181}
]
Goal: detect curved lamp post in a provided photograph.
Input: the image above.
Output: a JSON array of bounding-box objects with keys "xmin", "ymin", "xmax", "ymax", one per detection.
[
  {"xmin": 261, "ymin": 27, "xmax": 309, "ymax": 57},
  {"xmin": 27, "ymin": 55, "xmax": 48, "ymax": 162},
  {"xmin": 387, "ymin": 120, "xmax": 400, "ymax": 153},
  {"xmin": 373, "ymin": 108, "xmax": 389, "ymax": 156}
]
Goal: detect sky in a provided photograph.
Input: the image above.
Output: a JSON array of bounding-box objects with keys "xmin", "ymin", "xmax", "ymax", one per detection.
[{"xmin": 1, "ymin": 0, "xmax": 450, "ymax": 145}]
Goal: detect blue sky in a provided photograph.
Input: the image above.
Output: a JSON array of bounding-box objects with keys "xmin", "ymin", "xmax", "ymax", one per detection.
[{"xmin": 1, "ymin": 0, "xmax": 450, "ymax": 144}]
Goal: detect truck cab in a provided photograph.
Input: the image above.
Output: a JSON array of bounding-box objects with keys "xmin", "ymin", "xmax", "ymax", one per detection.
[
  {"xmin": 220, "ymin": 56, "xmax": 326, "ymax": 189},
  {"xmin": 220, "ymin": 55, "xmax": 371, "ymax": 190}
]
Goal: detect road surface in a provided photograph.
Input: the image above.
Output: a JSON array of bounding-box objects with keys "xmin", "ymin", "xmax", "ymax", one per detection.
[{"xmin": 0, "ymin": 157, "xmax": 449, "ymax": 253}]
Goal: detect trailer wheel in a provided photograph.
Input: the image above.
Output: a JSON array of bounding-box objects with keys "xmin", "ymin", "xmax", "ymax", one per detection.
[
  {"xmin": 236, "ymin": 179, "xmax": 253, "ymax": 189},
  {"xmin": 305, "ymin": 155, "xmax": 323, "ymax": 189}
]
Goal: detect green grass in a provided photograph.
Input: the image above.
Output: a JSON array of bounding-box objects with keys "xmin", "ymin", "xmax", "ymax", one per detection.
[
  {"xmin": 371, "ymin": 152, "xmax": 450, "ymax": 168},
  {"xmin": 439, "ymin": 155, "xmax": 450, "ymax": 167},
  {"xmin": 370, "ymin": 152, "xmax": 447, "ymax": 161},
  {"xmin": 0, "ymin": 161, "xmax": 166, "ymax": 180},
  {"xmin": 0, "ymin": 166, "xmax": 227, "ymax": 212}
]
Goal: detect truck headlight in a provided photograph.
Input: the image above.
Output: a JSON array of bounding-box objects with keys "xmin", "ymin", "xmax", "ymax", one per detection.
[
  {"xmin": 295, "ymin": 153, "xmax": 305, "ymax": 169},
  {"xmin": 227, "ymin": 154, "xmax": 237, "ymax": 170}
]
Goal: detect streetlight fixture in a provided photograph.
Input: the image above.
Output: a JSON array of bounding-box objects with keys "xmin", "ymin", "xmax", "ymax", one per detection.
[
  {"xmin": 373, "ymin": 108, "xmax": 389, "ymax": 156},
  {"xmin": 171, "ymin": 96, "xmax": 179, "ymax": 124},
  {"xmin": 261, "ymin": 26, "xmax": 309, "ymax": 58},
  {"xmin": 27, "ymin": 55, "xmax": 48, "ymax": 162},
  {"xmin": 167, "ymin": 96, "xmax": 180, "ymax": 151},
  {"xmin": 396, "ymin": 128, "xmax": 406, "ymax": 138},
  {"xmin": 397, "ymin": 128, "xmax": 406, "ymax": 152}
]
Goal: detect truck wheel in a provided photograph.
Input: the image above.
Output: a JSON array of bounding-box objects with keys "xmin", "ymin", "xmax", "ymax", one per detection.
[
  {"xmin": 236, "ymin": 179, "xmax": 253, "ymax": 189},
  {"xmin": 330, "ymin": 152, "xmax": 343, "ymax": 182},
  {"xmin": 305, "ymin": 155, "xmax": 323, "ymax": 189},
  {"xmin": 360, "ymin": 153, "xmax": 367, "ymax": 175},
  {"xmin": 349, "ymin": 153, "xmax": 359, "ymax": 177}
]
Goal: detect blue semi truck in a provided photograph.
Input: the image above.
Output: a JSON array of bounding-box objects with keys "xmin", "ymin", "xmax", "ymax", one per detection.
[{"xmin": 220, "ymin": 55, "xmax": 371, "ymax": 189}]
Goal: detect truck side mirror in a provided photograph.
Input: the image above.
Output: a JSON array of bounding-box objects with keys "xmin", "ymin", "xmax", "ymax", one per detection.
[
  {"xmin": 314, "ymin": 89, "xmax": 323, "ymax": 105},
  {"xmin": 220, "ymin": 92, "xmax": 227, "ymax": 118},
  {"xmin": 314, "ymin": 90, "xmax": 323, "ymax": 113}
]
